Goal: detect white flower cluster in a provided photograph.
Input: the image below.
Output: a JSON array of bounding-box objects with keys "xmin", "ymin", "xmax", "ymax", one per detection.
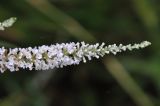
[
  {"xmin": 0, "ymin": 17, "xmax": 17, "ymax": 30},
  {"xmin": 0, "ymin": 41, "xmax": 151, "ymax": 73}
]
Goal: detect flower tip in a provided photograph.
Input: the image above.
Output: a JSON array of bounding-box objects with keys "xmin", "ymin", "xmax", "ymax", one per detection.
[
  {"xmin": 144, "ymin": 41, "xmax": 151, "ymax": 46},
  {"xmin": 138, "ymin": 41, "xmax": 151, "ymax": 48},
  {"xmin": 8, "ymin": 17, "xmax": 17, "ymax": 24}
]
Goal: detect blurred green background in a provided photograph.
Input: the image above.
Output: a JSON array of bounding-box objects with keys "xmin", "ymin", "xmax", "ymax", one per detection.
[{"xmin": 0, "ymin": 0, "xmax": 159, "ymax": 106}]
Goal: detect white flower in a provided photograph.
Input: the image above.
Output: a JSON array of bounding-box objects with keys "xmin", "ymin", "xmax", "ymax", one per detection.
[
  {"xmin": 0, "ymin": 17, "xmax": 17, "ymax": 30},
  {"xmin": 0, "ymin": 41, "xmax": 151, "ymax": 73}
]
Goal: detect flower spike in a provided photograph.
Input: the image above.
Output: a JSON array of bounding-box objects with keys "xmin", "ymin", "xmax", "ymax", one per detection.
[
  {"xmin": 0, "ymin": 41, "xmax": 151, "ymax": 73},
  {"xmin": 0, "ymin": 17, "xmax": 17, "ymax": 30}
]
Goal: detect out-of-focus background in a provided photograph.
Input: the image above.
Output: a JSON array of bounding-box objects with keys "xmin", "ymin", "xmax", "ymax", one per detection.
[{"xmin": 0, "ymin": 0, "xmax": 159, "ymax": 106}]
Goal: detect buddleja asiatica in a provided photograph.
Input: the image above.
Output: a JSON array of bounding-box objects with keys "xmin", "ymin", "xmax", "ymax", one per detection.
[{"xmin": 0, "ymin": 17, "xmax": 151, "ymax": 73}]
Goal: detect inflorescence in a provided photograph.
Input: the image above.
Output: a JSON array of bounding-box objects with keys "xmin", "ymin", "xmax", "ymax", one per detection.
[
  {"xmin": 0, "ymin": 41, "xmax": 151, "ymax": 73},
  {"xmin": 0, "ymin": 17, "xmax": 17, "ymax": 30}
]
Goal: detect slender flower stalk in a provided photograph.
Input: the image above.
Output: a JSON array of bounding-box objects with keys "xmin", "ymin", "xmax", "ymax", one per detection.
[
  {"xmin": 0, "ymin": 17, "xmax": 17, "ymax": 30},
  {"xmin": 0, "ymin": 41, "xmax": 151, "ymax": 73}
]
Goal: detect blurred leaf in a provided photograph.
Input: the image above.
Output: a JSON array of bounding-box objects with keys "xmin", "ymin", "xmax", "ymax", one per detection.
[{"xmin": 26, "ymin": 0, "xmax": 96, "ymax": 42}]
